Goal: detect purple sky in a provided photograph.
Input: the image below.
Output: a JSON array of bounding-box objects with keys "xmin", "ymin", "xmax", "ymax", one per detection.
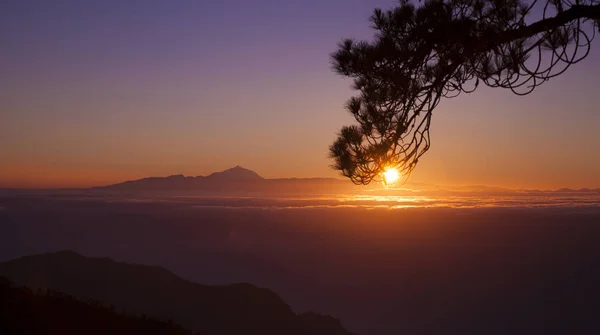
[{"xmin": 1, "ymin": 0, "xmax": 599, "ymax": 188}]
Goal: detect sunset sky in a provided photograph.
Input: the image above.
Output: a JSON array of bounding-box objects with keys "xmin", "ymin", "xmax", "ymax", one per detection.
[{"xmin": 2, "ymin": 0, "xmax": 599, "ymax": 189}]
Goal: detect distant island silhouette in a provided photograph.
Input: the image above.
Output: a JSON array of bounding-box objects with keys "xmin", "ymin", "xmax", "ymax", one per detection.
[
  {"xmin": 87, "ymin": 166, "xmax": 600, "ymax": 196},
  {"xmin": 91, "ymin": 166, "xmax": 360, "ymax": 194}
]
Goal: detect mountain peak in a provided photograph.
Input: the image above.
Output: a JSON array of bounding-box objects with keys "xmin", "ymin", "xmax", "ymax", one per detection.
[
  {"xmin": 207, "ymin": 166, "xmax": 264, "ymax": 181},
  {"xmin": 226, "ymin": 165, "xmax": 251, "ymax": 172}
]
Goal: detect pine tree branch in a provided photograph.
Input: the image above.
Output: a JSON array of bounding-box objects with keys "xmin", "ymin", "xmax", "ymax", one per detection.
[{"xmin": 495, "ymin": 4, "xmax": 600, "ymax": 46}]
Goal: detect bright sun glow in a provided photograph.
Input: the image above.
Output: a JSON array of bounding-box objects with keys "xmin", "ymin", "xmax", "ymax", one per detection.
[{"xmin": 382, "ymin": 167, "xmax": 400, "ymax": 187}]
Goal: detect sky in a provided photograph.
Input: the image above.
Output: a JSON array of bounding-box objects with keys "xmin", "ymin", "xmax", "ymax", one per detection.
[{"xmin": 1, "ymin": 0, "xmax": 599, "ymax": 189}]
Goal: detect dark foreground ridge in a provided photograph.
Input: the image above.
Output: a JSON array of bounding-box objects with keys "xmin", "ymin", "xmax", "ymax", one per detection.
[
  {"xmin": 0, "ymin": 276, "xmax": 191, "ymax": 335},
  {"xmin": 0, "ymin": 250, "xmax": 356, "ymax": 335}
]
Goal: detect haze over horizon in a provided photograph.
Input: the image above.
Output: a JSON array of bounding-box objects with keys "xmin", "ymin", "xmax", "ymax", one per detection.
[
  {"xmin": 3, "ymin": 165, "xmax": 600, "ymax": 192},
  {"xmin": 2, "ymin": 0, "xmax": 600, "ymax": 189}
]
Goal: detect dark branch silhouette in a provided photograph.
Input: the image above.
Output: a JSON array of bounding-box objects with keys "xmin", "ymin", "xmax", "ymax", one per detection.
[{"xmin": 330, "ymin": 0, "xmax": 600, "ymax": 185}]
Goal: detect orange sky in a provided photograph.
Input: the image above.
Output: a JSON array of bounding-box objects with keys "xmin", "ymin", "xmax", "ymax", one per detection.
[
  {"xmin": 2, "ymin": 66, "xmax": 599, "ymax": 190},
  {"xmin": 2, "ymin": 0, "xmax": 599, "ymax": 190}
]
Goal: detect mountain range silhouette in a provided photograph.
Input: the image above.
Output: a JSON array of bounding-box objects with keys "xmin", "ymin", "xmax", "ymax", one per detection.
[
  {"xmin": 0, "ymin": 250, "xmax": 356, "ymax": 335},
  {"xmin": 88, "ymin": 166, "xmax": 600, "ymax": 195},
  {"xmin": 92, "ymin": 166, "xmax": 356, "ymax": 194}
]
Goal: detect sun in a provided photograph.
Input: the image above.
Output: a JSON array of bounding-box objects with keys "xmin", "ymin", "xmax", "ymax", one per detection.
[{"xmin": 382, "ymin": 167, "xmax": 400, "ymax": 188}]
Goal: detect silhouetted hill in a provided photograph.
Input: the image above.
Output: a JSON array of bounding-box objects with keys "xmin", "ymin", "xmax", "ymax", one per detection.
[
  {"xmin": 206, "ymin": 165, "xmax": 264, "ymax": 181},
  {"xmin": 0, "ymin": 276, "xmax": 191, "ymax": 335},
  {"xmin": 87, "ymin": 167, "xmax": 600, "ymax": 196},
  {"xmin": 93, "ymin": 166, "xmax": 356, "ymax": 194},
  {"xmin": 85, "ymin": 166, "xmax": 600, "ymax": 196},
  {"xmin": 0, "ymin": 251, "xmax": 356, "ymax": 335}
]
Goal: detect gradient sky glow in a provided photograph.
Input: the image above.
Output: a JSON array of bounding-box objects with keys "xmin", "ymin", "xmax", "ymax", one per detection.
[{"xmin": 1, "ymin": 0, "xmax": 599, "ymax": 189}]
